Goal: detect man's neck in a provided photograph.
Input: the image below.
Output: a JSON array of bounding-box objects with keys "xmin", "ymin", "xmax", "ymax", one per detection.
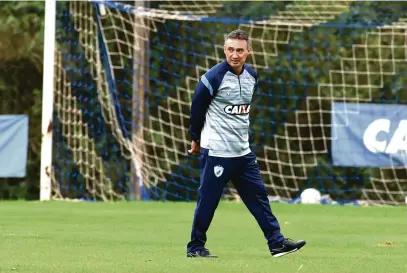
[
  {"xmin": 225, "ymin": 60, "xmax": 244, "ymax": 75},
  {"xmin": 233, "ymin": 66, "xmax": 243, "ymax": 75}
]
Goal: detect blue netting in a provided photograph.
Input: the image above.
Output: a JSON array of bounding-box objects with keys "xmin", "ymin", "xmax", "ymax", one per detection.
[{"xmin": 53, "ymin": 1, "xmax": 407, "ymax": 204}]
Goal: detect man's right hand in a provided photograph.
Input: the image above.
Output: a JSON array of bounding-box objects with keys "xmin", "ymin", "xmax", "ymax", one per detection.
[{"xmin": 188, "ymin": 140, "xmax": 200, "ymax": 155}]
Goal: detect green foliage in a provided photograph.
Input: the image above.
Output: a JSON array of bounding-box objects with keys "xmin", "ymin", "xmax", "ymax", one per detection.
[
  {"xmin": 0, "ymin": 2, "xmax": 44, "ymax": 199},
  {"xmin": 0, "ymin": 1, "xmax": 44, "ymax": 65}
]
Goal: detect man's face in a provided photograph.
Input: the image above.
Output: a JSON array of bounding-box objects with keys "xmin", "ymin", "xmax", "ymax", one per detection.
[{"xmin": 224, "ymin": 38, "xmax": 250, "ymax": 71}]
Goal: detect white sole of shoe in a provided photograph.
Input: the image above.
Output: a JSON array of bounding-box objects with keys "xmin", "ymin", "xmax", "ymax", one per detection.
[{"xmin": 272, "ymin": 248, "xmax": 298, "ymax": 258}]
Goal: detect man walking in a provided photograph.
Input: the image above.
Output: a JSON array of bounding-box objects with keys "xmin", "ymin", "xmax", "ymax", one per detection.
[{"xmin": 186, "ymin": 29, "xmax": 306, "ymax": 258}]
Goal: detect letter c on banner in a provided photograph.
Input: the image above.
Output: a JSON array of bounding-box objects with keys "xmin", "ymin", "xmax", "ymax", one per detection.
[{"xmin": 363, "ymin": 119, "xmax": 390, "ymax": 153}]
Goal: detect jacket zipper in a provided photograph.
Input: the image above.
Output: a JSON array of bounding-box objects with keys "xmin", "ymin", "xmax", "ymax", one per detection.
[{"xmin": 238, "ymin": 75, "xmax": 242, "ymax": 98}]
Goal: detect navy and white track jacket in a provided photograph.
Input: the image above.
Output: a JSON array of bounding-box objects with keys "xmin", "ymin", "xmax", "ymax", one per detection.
[{"xmin": 189, "ymin": 60, "xmax": 258, "ymax": 157}]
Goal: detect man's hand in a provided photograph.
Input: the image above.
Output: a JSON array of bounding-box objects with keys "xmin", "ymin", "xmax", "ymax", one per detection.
[{"xmin": 188, "ymin": 140, "xmax": 200, "ymax": 155}]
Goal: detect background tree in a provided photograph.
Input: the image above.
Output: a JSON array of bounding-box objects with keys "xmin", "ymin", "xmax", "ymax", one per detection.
[{"xmin": 0, "ymin": 1, "xmax": 44, "ymax": 199}]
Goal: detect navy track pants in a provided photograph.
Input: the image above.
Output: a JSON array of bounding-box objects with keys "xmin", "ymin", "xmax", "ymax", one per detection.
[{"xmin": 187, "ymin": 151, "xmax": 284, "ymax": 252}]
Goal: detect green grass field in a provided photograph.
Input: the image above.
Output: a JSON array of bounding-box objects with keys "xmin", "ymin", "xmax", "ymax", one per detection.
[{"xmin": 1, "ymin": 201, "xmax": 406, "ymax": 273}]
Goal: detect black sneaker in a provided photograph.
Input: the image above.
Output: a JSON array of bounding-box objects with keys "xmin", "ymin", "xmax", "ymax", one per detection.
[
  {"xmin": 187, "ymin": 248, "xmax": 218, "ymax": 258},
  {"xmin": 271, "ymin": 238, "xmax": 306, "ymax": 258}
]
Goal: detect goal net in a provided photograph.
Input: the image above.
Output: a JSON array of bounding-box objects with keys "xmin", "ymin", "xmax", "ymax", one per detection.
[{"xmin": 48, "ymin": 0, "xmax": 407, "ymax": 205}]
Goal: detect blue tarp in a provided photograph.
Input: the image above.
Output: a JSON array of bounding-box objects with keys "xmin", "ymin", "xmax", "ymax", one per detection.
[{"xmin": 0, "ymin": 115, "xmax": 29, "ymax": 177}]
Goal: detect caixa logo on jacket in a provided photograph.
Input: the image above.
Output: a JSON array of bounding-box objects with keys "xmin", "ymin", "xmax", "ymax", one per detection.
[{"xmin": 224, "ymin": 104, "xmax": 251, "ymax": 115}]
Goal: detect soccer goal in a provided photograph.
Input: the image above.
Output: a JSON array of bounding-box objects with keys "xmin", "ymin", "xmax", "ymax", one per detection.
[{"xmin": 41, "ymin": 0, "xmax": 407, "ymax": 205}]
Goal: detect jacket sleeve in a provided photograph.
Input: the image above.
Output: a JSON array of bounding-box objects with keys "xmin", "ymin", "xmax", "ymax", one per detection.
[{"xmin": 188, "ymin": 78, "xmax": 212, "ymax": 143}]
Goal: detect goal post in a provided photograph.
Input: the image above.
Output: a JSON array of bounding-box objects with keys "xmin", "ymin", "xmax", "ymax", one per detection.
[
  {"xmin": 42, "ymin": 1, "xmax": 407, "ymax": 205},
  {"xmin": 40, "ymin": 0, "xmax": 57, "ymax": 201}
]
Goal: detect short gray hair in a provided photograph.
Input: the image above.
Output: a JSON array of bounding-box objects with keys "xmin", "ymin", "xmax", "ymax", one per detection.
[{"xmin": 225, "ymin": 29, "xmax": 250, "ymax": 48}]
